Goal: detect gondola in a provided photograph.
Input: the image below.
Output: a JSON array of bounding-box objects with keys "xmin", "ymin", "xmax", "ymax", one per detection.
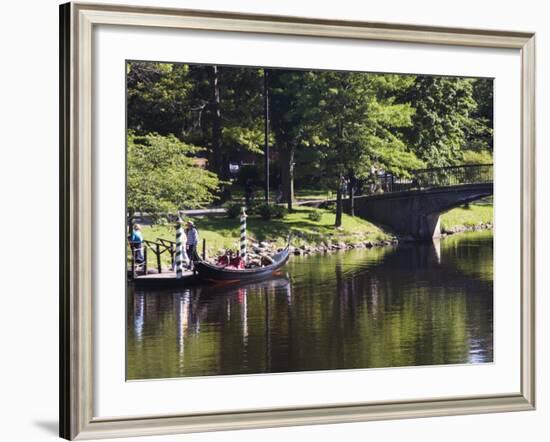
[{"xmin": 194, "ymin": 246, "xmax": 290, "ymax": 283}]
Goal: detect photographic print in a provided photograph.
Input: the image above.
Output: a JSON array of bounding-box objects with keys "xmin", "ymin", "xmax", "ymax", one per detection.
[
  {"xmin": 126, "ymin": 62, "xmax": 494, "ymax": 380},
  {"xmin": 60, "ymin": 6, "xmax": 536, "ymax": 438}
]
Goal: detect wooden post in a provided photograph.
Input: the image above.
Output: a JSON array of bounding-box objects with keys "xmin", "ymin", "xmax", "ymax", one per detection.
[
  {"xmin": 131, "ymin": 246, "xmax": 136, "ymax": 279},
  {"xmin": 202, "ymin": 238, "xmax": 206, "ymax": 260},
  {"xmin": 170, "ymin": 244, "xmax": 175, "ymax": 269},
  {"xmin": 156, "ymin": 243, "xmax": 162, "ymax": 274},
  {"xmin": 143, "ymin": 247, "xmax": 148, "ymax": 275}
]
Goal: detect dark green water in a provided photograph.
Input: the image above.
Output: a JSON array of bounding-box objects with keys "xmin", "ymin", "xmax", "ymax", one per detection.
[{"xmin": 127, "ymin": 230, "xmax": 493, "ymax": 380}]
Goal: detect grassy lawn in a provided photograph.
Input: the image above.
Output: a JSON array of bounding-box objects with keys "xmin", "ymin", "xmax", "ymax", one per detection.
[
  {"xmin": 142, "ymin": 205, "xmax": 390, "ymax": 261},
  {"xmin": 441, "ymin": 202, "xmax": 493, "ymax": 231}
]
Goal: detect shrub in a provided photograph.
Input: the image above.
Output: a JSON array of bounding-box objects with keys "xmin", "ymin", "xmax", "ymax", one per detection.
[
  {"xmin": 307, "ymin": 210, "xmax": 322, "ymax": 222},
  {"xmin": 246, "ymin": 200, "xmax": 263, "ymax": 216},
  {"xmin": 225, "ymin": 203, "xmax": 243, "ymax": 219},
  {"xmin": 257, "ymin": 204, "xmax": 287, "ymax": 220}
]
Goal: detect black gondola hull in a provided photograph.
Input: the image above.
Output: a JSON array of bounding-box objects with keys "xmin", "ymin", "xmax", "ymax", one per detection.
[{"xmin": 194, "ymin": 249, "xmax": 290, "ymax": 282}]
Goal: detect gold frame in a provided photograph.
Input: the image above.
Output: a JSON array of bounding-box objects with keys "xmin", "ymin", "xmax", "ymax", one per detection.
[{"xmin": 59, "ymin": 2, "xmax": 536, "ymax": 439}]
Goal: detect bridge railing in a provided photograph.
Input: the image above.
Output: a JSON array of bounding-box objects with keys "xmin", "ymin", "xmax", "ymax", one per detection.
[{"xmin": 364, "ymin": 163, "xmax": 493, "ymax": 194}]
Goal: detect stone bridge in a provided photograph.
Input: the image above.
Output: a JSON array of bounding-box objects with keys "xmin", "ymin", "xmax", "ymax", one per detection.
[
  {"xmin": 343, "ymin": 182, "xmax": 493, "ymax": 239},
  {"xmin": 339, "ymin": 164, "xmax": 493, "ymax": 239}
]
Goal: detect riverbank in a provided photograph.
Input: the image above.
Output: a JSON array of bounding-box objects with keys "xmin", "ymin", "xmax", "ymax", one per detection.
[
  {"xmin": 139, "ymin": 203, "xmax": 493, "ymax": 264},
  {"xmin": 440, "ymin": 203, "xmax": 493, "ymax": 234},
  {"xmin": 141, "ymin": 205, "xmax": 391, "ymax": 265}
]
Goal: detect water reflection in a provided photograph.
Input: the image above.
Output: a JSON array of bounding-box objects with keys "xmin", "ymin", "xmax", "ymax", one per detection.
[{"xmin": 127, "ymin": 231, "xmax": 493, "ymax": 379}]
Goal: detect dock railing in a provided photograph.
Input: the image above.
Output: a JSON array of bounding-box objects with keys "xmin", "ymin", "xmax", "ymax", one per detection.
[{"xmin": 128, "ymin": 237, "xmax": 208, "ymax": 279}]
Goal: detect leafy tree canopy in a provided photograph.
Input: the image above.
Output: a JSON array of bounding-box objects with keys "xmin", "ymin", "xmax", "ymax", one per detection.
[
  {"xmin": 402, "ymin": 76, "xmax": 491, "ymax": 167},
  {"xmin": 127, "ymin": 132, "xmax": 220, "ymax": 214}
]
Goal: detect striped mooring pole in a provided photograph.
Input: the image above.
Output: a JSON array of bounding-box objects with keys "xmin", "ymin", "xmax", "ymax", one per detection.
[
  {"xmin": 175, "ymin": 215, "xmax": 184, "ymax": 279},
  {"xmin": 240, "ymin": 207, "xmax": 247, "ymax": 261}
]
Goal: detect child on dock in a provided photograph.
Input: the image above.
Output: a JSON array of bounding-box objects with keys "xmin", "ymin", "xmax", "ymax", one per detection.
[{"xmin": 130, "ymin": 223, "xmax": 144, "ymax": 263}]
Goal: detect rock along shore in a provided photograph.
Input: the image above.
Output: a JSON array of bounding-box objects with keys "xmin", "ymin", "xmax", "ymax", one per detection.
[{"xmin": 244, "ymin": 222, "xmax": 493, "ymax": 258}]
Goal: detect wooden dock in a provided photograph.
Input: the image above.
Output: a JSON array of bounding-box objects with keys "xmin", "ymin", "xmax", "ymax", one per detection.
[{"xmin": 130, "ymin": 270, "xmax": 200, "ymax": 290}]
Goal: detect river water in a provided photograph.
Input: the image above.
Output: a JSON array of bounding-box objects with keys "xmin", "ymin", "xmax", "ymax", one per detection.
[{"xmin": 127, "ymin": 230, "xmax": 493, "ymax": 380}]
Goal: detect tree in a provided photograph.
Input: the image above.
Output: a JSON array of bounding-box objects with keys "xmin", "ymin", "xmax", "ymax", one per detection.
[
  {"xmin": 208, "ymin": 65, "xmax": 223, "ymax": 179},
  {"xmin": 465, "ymin": 78, "xmax": 494, "ymax": 155},
  {"xmin": 127, "ymin": 132, "xmax": 220, "ymax": 220},
  {"xmin": 269, "ymin": 70, "xmax": 311, "ymax": 210},
  {"xmin": 127, "ymin": 62, "xmax": 196, "ymax": 136},
  {"xmin": 305, "ymin": 71, "xmax": 422, "ymax": 226},
  {"xmin": 402, "ymin": 76, "xmax": 478, "ymax": 167},
  {"xmin": 127, "ymin": 62, "xmax": 266, "ymax": 189},
  {"xmin": 217, "ymin": 67, "xmax": 265, "ymax": 169}
]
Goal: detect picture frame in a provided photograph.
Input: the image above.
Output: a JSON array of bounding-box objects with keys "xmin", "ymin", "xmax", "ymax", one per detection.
[{"xmin": 59, "ymin": 2, "xmax": 536, "ymax": 440}]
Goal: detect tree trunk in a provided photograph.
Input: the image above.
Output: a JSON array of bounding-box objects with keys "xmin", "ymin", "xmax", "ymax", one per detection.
[
  {"xmin": 280, "ymin": 144, "xmax": 295, "ymax": 211},
  {"xmin": 348, "ymin": 173, "xmax": 356, "ymax": 217},
  {"xmin": 209, "ymin": 65, "xmax": 232, "ymax": 202},
  {"xmin": 209, "ymin": 65, "xmax": 223, "ymax": 178},
  {"xmin": 127, "ymin": 210, "xmax": 134, "ymax": 237},
  {"xmin": 349, "ymin": 184, "xmax": 355, "ymax": 217},
  {"xmin": 335, "ymin": 175, "xmax": 343, "ymax": 227}
]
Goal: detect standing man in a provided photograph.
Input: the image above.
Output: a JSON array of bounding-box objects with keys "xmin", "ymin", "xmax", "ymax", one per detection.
[{"xmin": 185, "ymin": 220, "xmax": 200, "ymax": 269}]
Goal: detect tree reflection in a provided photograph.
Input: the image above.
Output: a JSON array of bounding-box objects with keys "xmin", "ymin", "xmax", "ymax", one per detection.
[{"xmin": 127, "ymin": 231, "xmax": 493, "ymax": 379}]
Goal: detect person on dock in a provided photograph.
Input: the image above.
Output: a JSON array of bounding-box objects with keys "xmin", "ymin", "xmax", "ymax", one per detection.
[
  {"xmin": 130, "ymin": 223, "xmax": 144, "ymax": 263},
  {"xmin": 185, "ymin": 220, "xmax": 200, "ymax": 269}
]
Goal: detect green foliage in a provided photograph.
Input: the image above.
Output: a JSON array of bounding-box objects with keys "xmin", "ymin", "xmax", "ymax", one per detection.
[
  {"xmin": 402, "ymin": 76, "xmax": 492, "ymax": 167},
  {"xmin": 126, "ymin": 62, "xmax": 494, "ymax": 211},
  {"xmin": 127, "ymin": 132, "xmax": 220, "ymax": 214},
  {"xmin": 468, "ymin": 78, "xmax": 494, "ymax": 151},
  {"xmin": 462, "ymin": 149, "xmax": 493, "ymax": 165},
  {"xmin": 127, "ymin": 62, "xmax": 195, "ymax": 137},
  {"xmin": 127, "ymin": 62, "xmax": 267, "ymax": 182},
  {"xmin": 257, "ymin": 204, "xmax": 287, "ymax": 220},
  {"xmin": 307, "ymin": 210, "xmax": 323, "ymax": 222},
  {"xmin": 300, "ymin": 71, "xmax": 424, "ymax": 179},
  {"xmin": 225, "ymin": 203, "xmax": 243, "ymax": 219}
]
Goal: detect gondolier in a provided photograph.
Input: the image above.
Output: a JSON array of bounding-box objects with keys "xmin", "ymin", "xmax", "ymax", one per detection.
[{"xmin": 185, "ymin": 220, "xmax": 200, "ymax": 268}]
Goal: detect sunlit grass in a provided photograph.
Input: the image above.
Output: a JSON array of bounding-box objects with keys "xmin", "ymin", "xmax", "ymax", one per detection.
[
  {"xmin": 441, "ymin": 202, "xmax": 493, "ymax": 231},
  {"xmin": 141, "ymin": 205, "xmax": 389, "ymax": 261}
]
